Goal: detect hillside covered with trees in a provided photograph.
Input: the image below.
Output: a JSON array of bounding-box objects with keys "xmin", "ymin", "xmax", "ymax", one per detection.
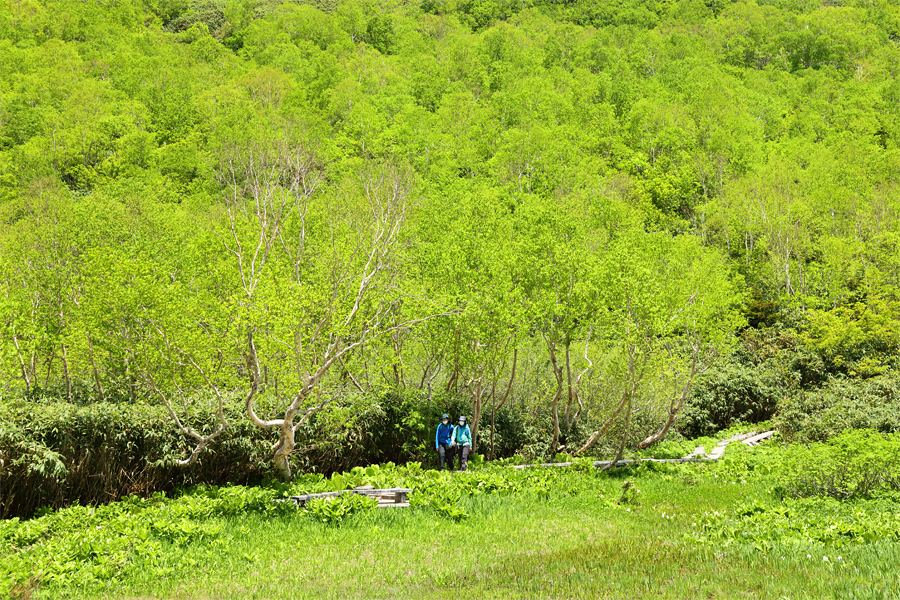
[{"xmin": 1, "ymin": 0, "xmax": 899, "ymax": 513}]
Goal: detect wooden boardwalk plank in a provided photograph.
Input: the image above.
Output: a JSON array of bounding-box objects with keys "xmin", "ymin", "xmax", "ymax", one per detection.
[
  {"xmin": 289, "ymin": 488, "xmax": 413, "ymax": 508},
  {"xmin": 742, "ymin": 430, "xmax": 775, "ymax": 446},
  {"xmin": 511, "ymin": 430, "xmax": 776, "ymax": 470}
]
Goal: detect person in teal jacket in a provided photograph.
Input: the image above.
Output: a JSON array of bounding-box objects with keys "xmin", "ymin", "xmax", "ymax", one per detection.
[
  {"xmin": 435, "ymin": 414, "xmax": 454, "ymax": 471},
  {"xmin": 451, "ymin": 415, "xmax": 472, "ymax": 471}
]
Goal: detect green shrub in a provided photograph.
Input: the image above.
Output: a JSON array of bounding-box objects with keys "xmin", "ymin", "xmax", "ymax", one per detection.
[
  {"xmin": 775, "ymin": 373, "xmax": 900, "ymax": 442},
  {"xmin": 678, "ymin": 362, "xmax": 784, "ymax": 437},
  {"xmin": 0, "ymin": 398, "xmax": 278, "ymax": 519},
  {"xmin": 618, "ymin": 480, "xmax": 640, "ymax": 506},
  {"xmin": 634, "ymin": 436, "xmax": 714, "ymax": 460},
  {"xmin": 775, "ymin": 429, "xmax": 900, "ymax": 500},
  {"xmin": 678, "ymin": 328, "xmax": 828, "ymax": 438},
  {"xmin": 166, "ymin": 0, "xmax": 227, "ymax": 35},
  {"xmin": 0, "ymin": 481, "xmax": 299, "ymax": 598},
  {"xmin": 0, "ymin": 390, "xmax": 531, "ymax": 518}
]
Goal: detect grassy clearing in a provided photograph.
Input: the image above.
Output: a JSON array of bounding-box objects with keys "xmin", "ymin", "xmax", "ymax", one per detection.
[
  {"xmin": 116, "ymin": 474, "xmax": 896, "ymax": 599},
  {"xmin": 4, "ymin": 448, "xmax": 900, "ymax": 600}
]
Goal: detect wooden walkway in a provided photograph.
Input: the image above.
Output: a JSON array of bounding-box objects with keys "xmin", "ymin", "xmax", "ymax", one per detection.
[
  {"xmin": 511, "ymin": 430, "xmax": 775, "ymax": 470},
  {"xmin": 290, "ymin": 486, "xmax": 413, "ymax": 508}
]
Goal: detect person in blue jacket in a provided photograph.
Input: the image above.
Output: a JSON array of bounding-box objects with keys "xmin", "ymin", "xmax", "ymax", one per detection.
[
  {"xmin": 435, "ymin": 414, "xmax": 454, "ymax": 471},
  {"xmin": 451, "ymin": 415, "xmax": 472, "ymax": 471}
]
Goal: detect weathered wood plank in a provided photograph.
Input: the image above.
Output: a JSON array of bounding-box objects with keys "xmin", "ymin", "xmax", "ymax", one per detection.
[
  {"xmin": 708, "ymin": 445, "xmax": 727, "ymax": 460},
  {"xmin": 742, "ymin": 430, "xmax": 775, "ymax": 446},
  {"xmin": 289, "ymin": 488, "xmax": 413, "ymax": 507},
  {"xmin": 510, "ymin": 430, "xmax": 775, "ymax": 470},
  {"xmin": 290, "ymin": 491, "xmax": 345, "ymax": 504}
]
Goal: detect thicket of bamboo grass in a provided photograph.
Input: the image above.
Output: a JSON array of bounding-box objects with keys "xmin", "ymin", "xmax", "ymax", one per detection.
[{"xmin": 0, "ymin": 389, "xmax": 528, "ymax": 518}]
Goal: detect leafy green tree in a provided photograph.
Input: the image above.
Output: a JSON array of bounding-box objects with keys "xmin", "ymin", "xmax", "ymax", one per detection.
[
  {"xmin": 365, "ymin": 13, "xmax": 397, "ymax": 54},
  {"xmin": 2, "ymin": 0, "xmax": 900, "ymax": 473},
  {"xmin": 576, "ymin": 229, "xmax": 745, "ymax": 457},
  {"xmin": 512, "ymin": 192, "xmax": 608, "ymax": 453},
  {"xmin": 408, "ymin": 183, "xmax": 523, "ymax": 452}
]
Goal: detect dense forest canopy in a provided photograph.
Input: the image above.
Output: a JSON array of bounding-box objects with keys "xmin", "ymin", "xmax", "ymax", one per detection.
[{"xmin": 1, "ymin": 0, "xmax": 898, "ymax": 472}]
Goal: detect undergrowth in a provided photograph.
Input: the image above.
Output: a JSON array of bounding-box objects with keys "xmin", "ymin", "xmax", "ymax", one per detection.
[{"xmin": 3, "ymin": 434, "xmax": 900, "ymax": 599}]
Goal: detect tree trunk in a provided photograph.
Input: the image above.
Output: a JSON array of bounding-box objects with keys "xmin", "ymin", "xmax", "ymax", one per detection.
[
  {"xmin": 563, "ymin": 338, "xmax": 573, "ymax": 425},
  {"xmin": 446, "ymin": 331, "xmax": 461, "ymax": 393},
  {"xmin": 470, "ymin": 380, "xmax": 483, "ymax": 453},
  {"xmin": 61, "ymin": 343, "xmax": 72, "ymax": 403},
  {"xmin": 392, "ymin": 310, "xmax": 405, "ymax": 389},
  {"xmin": 498, "ymin": 348, "xmax": 517, "ymax": 411},
  {"xmin": 602, "ymin": 396, "xmax": 633, "ymax": 472},
  {"xmin": 44, "ymin": 354, "xmax": 55, "ymax": 388},
  {"xmin": 29, "ymin": 352, "xmax": 37, "ymax": 389},
  {"xmin": 12, "ymin": 332, "xmax": 31, "ymax": 392},
  {"xmin": 273, "ymin": 429, "xmax": 295, "ymax": 481},
  {"xmin": 445, "ymin": 370, "xmax": 457, "ymax": 393},
  {"xmin": 546, "ymin": 337, "xmax": 564, "ymax": 454},
  {"xmin": 124, "ymin": 351, "xmax": 135, "ymax": 402},
  {"xmin": 574, "ymin": 388, "xmax": 630, "ymax": 456},
  {"xmin": 576, "ymin": 341, "xmax": 640, "ymax": 457},
  {"xmin": 637, "ymin": 345, "xmax": 700, "ymax": 449},
  {"xmin": 88, "ymin": 335, "xmax": 104, "ymax": 400},
  {"xmin": 392, "ymin": 363, "xmax": 403, "ymax": 389},
  {"xmin": 490, "ymin": 348, "xmax": 517, "ymax": 461},
  {"xmin": 489, "ymin": 380, "xmax": 497, "ymax": 461}
]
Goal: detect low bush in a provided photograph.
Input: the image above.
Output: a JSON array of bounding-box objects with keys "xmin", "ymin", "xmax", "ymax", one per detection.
[
  {"xmin": 0, "ymin": 389, "xmax": 529, "ymax": 518},
  {"xmin": 677, "ymin": 328, "xmax": 823, "ymax": 438},
  {"xmin": 678, "ymin": 362, "xmax": 785, "ymax": 438},
  {"xmin": 0, "ymin": 482, "xmax": 300, "ymax": 598},
  {"xmin": 0, "ymin": 398, "xmax": 275, "ymax": 519},
  {"xmin": 633, "ymin": 433, "xmax": 724, "ymax": 460},
  {"xmin": 775, "ymin": 429, "xmax": 900, "ymax": 500},
  {"xmin": 774, "ymin": 373, "xmax": 900, "ymax": 442}
]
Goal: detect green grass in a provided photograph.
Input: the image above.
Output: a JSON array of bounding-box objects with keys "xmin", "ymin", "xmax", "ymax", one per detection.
[{"xmin": 4, "ymin": 458, "xmax": 900, "ymax": 599}]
